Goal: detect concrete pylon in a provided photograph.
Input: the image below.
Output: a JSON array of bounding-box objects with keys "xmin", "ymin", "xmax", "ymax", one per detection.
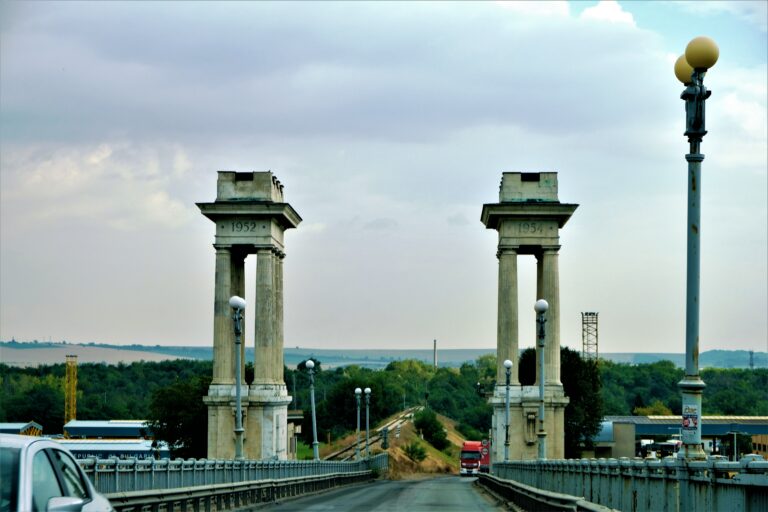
[
  {"xmin": 198, "ymin": 171, "xmax": 301, "ymax": 460},
  {"xmin": 481, "ymin": 172, "xmax": 577, "ymax": 461}
]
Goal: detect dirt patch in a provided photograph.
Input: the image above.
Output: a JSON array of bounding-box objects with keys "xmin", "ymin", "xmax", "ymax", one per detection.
[{"xmin": 384, "ymin": 413, "xmax": 466, "ymax": 480}]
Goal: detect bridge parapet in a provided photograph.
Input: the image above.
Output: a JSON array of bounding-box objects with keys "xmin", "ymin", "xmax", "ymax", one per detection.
[
  {"xmin": 79, "ymin": 453, "xmax": 388, "ymax": 495},
  {"xmin": 492, "ymin": 456, "xmax": 767, "ymax": 511}
]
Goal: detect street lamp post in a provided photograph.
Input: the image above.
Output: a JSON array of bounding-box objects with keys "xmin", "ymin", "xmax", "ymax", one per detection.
[
  {"xmin": 674, "ymin": 36, "xmax": 719, "ymax": 461},
  {"xmin": 228, "ymin": 295, "xmax": 247, "ymax": 461},
  {"xmin": 534, "ymin": 299, "xmax": 549, "ymax": 460},
  {"xmin": 503, "ymin": 359, "xmax": 513, "ymax": 462},
  {"xmin": 364, "ymin": 387, "xmax": 371, "ymax": 458},
  {"xmin": 305, "ymin": 359, "xmax": 320, "ymax": 461},
  {"xmin": 355, "ymin": 387, "xmax": 362, "ymax": 460}
]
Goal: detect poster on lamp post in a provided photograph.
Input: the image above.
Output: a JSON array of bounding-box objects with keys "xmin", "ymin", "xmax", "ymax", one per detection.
[{"xmin": 681, "ymin": 404, "xmax": 699, "ymax": 443}]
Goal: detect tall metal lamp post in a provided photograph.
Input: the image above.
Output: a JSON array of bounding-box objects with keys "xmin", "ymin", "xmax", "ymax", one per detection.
[
  {"xmin": 355, "ymin": 387, "xmax": 362, "ymax": 460},
  {"xmin": 503, "ymin": 359, "xmax": 513, "ymax": 462},
  {"xmin": 534, "ymin": 299, "xmax": 549, "ymax": 460},
  {"xmin": 674, "ymin": 36, "xmax": 719, "ymax": 461},
  {"xmin": 364, "ymin": 387, "xmax": 371, "ymax": 458},
  {"xmin": 305, "ymin": 359, "xmax": 320, "ymax": 461},
  {"xmin": 228, "ymin": 295, "xmax": 247, "ymax": 460}
]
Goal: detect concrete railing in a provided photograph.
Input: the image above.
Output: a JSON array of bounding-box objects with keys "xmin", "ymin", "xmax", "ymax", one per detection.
[
  {"xmin": 477, "ymin": 473, "xmax": 612, "ymax": 511},
  {"xmin": 79, "ymin": 453, "xmax": 388, "ymax": 494},
  {"xmin": 492, "ymin": 456, "xmax": 768, "ymax": 512},
  {"xmin": 104, "ymin": 471, "xmax": 373, "ymax": 512}
]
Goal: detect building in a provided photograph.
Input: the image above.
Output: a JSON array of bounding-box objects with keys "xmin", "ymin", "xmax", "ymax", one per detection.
[
  {"xmin": 0, "ymin": 422, "xmax": 43, "ymax": 436},
  {"xmin": 64, "ymin": 420, "xmax": 151, "ymax": 439},
  {"xmin": 587, "ymin": 416, "xmax": 768, "ymax": 459}
]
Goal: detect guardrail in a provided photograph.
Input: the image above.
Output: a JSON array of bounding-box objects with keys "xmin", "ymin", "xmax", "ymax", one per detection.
[
  {"xmin": 79, "ymin": 453, "xmax": 388, "ymax": 494},
  {"xmin": 477, "ymin": 473, "xmax": 612, "ymax": 512},
  {"xmin": 491, "ymin": 456, "xmax": 768, "ymax": 512},
  {"xmin": 105, "ymin": 471, "xmax": 373, "ymax": 512}
]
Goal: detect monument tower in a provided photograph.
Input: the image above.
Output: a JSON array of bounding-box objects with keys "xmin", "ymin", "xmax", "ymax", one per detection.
[
  {"xmin": 481, "ymin": 172, "xmax": 577, "ymax": 460},
  {"xmin": 198, "ymin": 171, "xmax": 302, "ymax": 460}
]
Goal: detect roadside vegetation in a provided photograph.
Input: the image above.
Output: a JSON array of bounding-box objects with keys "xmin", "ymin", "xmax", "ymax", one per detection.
[{"xmin": 1, "ymin": 353, "xmax": 766, "ymax": 460}]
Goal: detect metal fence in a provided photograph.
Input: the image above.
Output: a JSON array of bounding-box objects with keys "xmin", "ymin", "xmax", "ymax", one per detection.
[
  {"xmin": 79, "ymin": 453, "xmax": 388, "ymax": 495},
  {"xmin": 492, "ymin": 456, "xmax": 768, "ymax": 512}
]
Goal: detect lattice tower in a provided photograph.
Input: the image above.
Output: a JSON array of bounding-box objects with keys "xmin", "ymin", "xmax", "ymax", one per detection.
[
  {"xmin": 581, "ymin": 312, "xmax": 599, "ymax": 362},
  {"xmin": 64, "ymin": 355, "xmax": 77, "ymax": 426}
]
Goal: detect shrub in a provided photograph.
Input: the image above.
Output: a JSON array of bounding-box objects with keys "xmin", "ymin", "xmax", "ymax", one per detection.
[
  {"xmin": 403, "ymin": 442, "xmax": 427, "ymax": 462},
  {"xmin": 414, "ymin": 409, "xmax": 449, "ymax": 450}
]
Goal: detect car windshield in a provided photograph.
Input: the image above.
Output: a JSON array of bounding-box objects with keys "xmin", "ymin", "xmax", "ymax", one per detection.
[
  {"xmin": 460, "ymin": 451, "xmax": 481, "ymax": 460},
  {"xmin": 0, "ymin": 447, "xmax": 20, "ymax": 512}
]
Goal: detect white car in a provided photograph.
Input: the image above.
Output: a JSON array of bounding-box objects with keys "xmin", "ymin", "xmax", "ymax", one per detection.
[{"xmin": 0, "ymin": 434, "xmax": 114, "ymax": 512}]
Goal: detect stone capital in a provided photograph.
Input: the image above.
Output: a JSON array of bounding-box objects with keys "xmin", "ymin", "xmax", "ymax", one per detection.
[{"xmin": 496, "ymin": 247, "xmax": 518, "ymax": 259}]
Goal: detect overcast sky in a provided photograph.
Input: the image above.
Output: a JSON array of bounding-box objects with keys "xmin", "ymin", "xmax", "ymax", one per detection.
[{"xmin": 1, "ymin": 1, "xmax": 766, "ymax": 354}]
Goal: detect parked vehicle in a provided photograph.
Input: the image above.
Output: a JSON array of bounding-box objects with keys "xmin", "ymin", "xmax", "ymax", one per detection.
[
  {"xmin": 0, "ymin": 434, "xmax": 114, "ymax": 512},
  {"xmin": 459, "ymin": 440, "xmax": 490, "ymax": 476}
]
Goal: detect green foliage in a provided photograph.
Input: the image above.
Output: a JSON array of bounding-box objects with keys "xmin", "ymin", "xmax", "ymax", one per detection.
[
  {"xmin": 455, "ymin": 423, "xmax": 484, "ymax": 441},
  {"xmin": 0, "ymin": 360, "xmax": 212, "ymax": 434},
  {"xmin": 147, "ymin": 374, "xmax": 210, "ymax": 459},
  {"xmin": 2, "ymin": 356, "xmax": 765, "ymax": 460},
  {"xmin": 634, "ymin": 399, "xmax": 673, "ymax": 416},
  {"xmin": 413, "ymin": 408, "xmax": 448, "ymax": 450},
  {"xmin": 296, "ymin": 441, "xmax": 314, "ymax": 460},
  {"xmin": 600, "ymin": 362, "xmax": 768, "ymax": 417},
  {"xmin": 403, "ymin": 441, "xmax": 427, "ymax": 462},
  {"xmin": 600, "ymin": 360, "xmax": 682, "ymax": 415}
]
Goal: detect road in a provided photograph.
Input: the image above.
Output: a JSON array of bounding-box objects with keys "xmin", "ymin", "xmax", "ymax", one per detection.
[{"xmin": 254, "ymin": 476, "xmax": 504, "ymax": 511}]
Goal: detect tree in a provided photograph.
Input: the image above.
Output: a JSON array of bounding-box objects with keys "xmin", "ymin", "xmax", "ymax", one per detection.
[
  {"xmin": 634, "ymin": 400, "xmax": 673, "ymax": 416},
  {"xmin": 147, "ymin": 375, "xmax": 211, "ymax": 459},
  {"xmin": 519, "ymin": 347, "xmax": 604, "ymax": 458},
  {"xmin": 413, "ymin": 408, "xmax": 448, "ymax": 450}
]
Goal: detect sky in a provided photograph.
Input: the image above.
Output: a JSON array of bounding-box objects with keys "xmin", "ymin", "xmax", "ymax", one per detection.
[{"xmin": 1, "ymin": 1, "xmax": 766, "ymax": 354}]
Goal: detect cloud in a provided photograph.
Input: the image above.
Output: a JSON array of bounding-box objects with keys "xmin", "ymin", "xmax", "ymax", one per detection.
[
  {"xmin": 1, "ymin": 1, "xmax": 659, "ymax": 149},
  {"xmin": 580, "ymin": 1, "xmax": 636, "ymax": 26},
  {"xmin": 1, "ymin": 143, "xmax": 195, "ymax": 232},
  {"xmin": 0, "ymin": 2, "xmax": 764, "ymax": 351},
  {"xmin": 447, "ymin": 213, "xmax": 469, "ymax": 226},
  {"xmin": 495, "ymin": 1, "xmax": 570, "ymax": 17},
  {"xmin": 363, "ymin": 218, "xmax": 398, "ymax": 231},
  {"xmin": 674, "ymin": 1, "xmax": 768, "ymax": 32}
]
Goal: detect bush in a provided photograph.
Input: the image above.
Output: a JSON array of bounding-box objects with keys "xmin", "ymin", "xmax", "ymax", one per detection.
[
  {"xmin": 414, "ymin": 409, "xmax": 449, "ymax": 450},
  {"xmin": 456, "ymin": 423, "xmax": 484, "ymax": 441},
  {"xmin": 403, "ymin": 442, "xmax": 427, "ymax": 462}
]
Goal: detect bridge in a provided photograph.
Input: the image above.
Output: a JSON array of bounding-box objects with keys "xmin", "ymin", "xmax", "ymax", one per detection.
[
  {"xmin": 89, "ymin": 167, "xmax": 761, "ymax": 512},
  {"xmin": 77, "ymin": 445, "xmax": 767, "ymax": 511}
]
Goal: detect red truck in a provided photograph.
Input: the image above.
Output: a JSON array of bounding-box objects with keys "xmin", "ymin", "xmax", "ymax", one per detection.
[{"xmin": 459, "ymin": 440, "xmax": 490, "ymax": 476}]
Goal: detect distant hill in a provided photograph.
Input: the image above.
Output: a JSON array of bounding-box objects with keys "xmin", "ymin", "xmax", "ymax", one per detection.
[{"xmin": 0, "ymin": 340, "xmax": 765, "ymax": 369}]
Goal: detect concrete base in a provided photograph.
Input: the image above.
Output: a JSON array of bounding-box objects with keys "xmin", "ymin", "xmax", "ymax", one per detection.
[
  {"xmin": 204, "ymin": 388, "xmax": 239, "ymax": 460},
  {"xmin": 246, "ymin": 384, "xmax": 292, "ymax": 460},
  {"xmin": 489, "ymin": 384, "xmax": 569, "ymax": 462},
  {"xmin": 204, "ymin": 383, "xmax": 292, "ymax": 460}
]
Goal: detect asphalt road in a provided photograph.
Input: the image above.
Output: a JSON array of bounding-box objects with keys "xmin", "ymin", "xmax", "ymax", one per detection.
[{"xmin": 254, "ymin": 476, "xmax": 505, "ymax": 511}]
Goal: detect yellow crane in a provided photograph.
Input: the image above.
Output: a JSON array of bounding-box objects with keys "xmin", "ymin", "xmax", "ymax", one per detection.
[{"xmin": 64, "ymin": 355, "xmax": 77, "ymax": 428}]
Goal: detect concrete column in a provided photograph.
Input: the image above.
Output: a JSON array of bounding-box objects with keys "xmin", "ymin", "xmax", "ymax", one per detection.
[
  {"xmin": 497, "ymin": 248, "xmax": 519, "ymax": 385},
  {"xmin": 535, "ymin": 253, "xmax": 543, "ymax": 387},
  {"xmin": 254, "ymin": 248, "xmax": 276, "ymax": 384},
  {"xmin": 231, "ymin": 249, "xmax": 246, "ymax": 386},
  {"xmin": 274, "ymin": 253, "xmax": 285, "ymax": 383},
  {"xmin": 212, "ymin": 245, "xmax": 234, "ymax": 386},
  {"xmin": 538, "ymin": 248, "xmax": 561, "ymax": 385}
]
